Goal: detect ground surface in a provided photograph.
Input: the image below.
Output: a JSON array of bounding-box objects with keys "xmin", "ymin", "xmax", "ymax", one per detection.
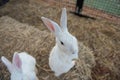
[{"xmin": 0, "ymin": 0, "xmax": 120, "ymax": 80}]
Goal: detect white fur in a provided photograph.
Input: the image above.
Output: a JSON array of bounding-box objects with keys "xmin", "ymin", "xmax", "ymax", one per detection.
[
  {"xmin": 41, "ymin": 8, "xmax": 79, "ymax": 76},
  {"xmin": 1, "ymin": 52, "xmax": 38, "ymax": 80}
]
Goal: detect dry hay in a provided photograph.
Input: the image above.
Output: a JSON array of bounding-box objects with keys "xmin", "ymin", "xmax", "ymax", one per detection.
[
  {"xmin": 0, "ymin": 0, "xmax": 120, "ymax": 80},
  {"xmin": 0, "ymin": 16, "xmax": 95, "ymax": 80},
  {"xmin": 0, "ymin": 16, "xmax": 54, "ymax": 80},
  {"xmin": 0, "ymin": 0, "xmax": 61, "ymax": 30}
]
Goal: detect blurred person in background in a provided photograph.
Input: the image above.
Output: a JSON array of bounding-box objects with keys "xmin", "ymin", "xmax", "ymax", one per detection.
[{"xmin": 75, "ymin": 0, "xmax": 84, "ymax": 14}]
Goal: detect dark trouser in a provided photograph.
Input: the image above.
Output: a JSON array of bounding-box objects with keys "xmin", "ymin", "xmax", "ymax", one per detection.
[
  {"xmin": 75, "ymin": 0, "xmax": 84, "ymax": 14},
  {"xmin": 0, "ymin": 0, "xmax": 9, "ymax": 6}
]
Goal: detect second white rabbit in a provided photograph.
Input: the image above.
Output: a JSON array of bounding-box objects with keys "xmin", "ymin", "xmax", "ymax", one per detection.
[{"xmin": 1, "ymin": 52, "xmax": 38, "ymax": 80}]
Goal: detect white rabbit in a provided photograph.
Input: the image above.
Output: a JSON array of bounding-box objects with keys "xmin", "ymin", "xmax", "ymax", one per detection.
[
  {"xmin": 1, "ymin": 52, "xmax": 38, "ymax": 80},
  {"xmin": 41, "ymin": 8, "xmax": 79, "ymax": 76}
]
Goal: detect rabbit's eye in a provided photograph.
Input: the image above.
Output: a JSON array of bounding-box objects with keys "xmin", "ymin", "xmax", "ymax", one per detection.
[{"xmin": 60, "ymin": 41, "xmax": 64, "ymax": 45}]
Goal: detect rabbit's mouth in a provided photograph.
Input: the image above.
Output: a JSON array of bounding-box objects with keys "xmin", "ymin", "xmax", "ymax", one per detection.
[
  {"xmin": 72, "ymin": 58, "xmax": 79, "ymax": 65},
  {"xmin": 72, "ymin": 58, "xmax": 78, "ymax": 62}
]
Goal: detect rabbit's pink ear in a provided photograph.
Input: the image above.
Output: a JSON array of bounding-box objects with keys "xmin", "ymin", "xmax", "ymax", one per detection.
[
  {"xmin": 41, "ymin": 17, "xmax": 62, "ymax": 36},
  {"xmin": 1, "ymin": 56, "xmax": 13, "ymax": 73},
  {"xmin": 12, "ymin": 53, "xmax": 22, "ymax": 70},
  {"xmin": 60, "ymin": 8, "xmax": 68, "ymax": 32}
]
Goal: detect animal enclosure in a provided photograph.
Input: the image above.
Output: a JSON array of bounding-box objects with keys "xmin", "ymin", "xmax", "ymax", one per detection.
[
  {"xmin": 84, "ymin": 0, "xmax": 120, "ymax": 16},
  {"xmin": 44, "ymin": 0, "xmax": 120, "ymax": 24},
  {"xmin": 0, "ymin": 0, "xmax": 120, "ymax": 80},
  {"xmin": 48, "ymin": 0, "xmax": 120, "ymax": 16}
]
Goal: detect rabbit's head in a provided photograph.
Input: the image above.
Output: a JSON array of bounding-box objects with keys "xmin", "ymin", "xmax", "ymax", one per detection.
[
  {"xmin": 1, "ymin": 52, "xmax": 38, "ymax": 80},
  {"xmin": 41, "ymin": 8, "xmax": 78, "ymax": 60}
]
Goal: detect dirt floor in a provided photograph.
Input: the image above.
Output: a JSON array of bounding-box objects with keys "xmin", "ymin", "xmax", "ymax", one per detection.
[{"xmin": 0, "ymin": 0, "xmax": 120, "ymax": 80}]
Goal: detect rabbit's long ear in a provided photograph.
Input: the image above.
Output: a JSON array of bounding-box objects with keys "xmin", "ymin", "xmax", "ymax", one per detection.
[
  {"xmin": 60, "ymin": 8, "xmax": 68, "ymax": 32},
  {"xmin": 12, "ymin": 53, "xmax": 22, "ymax": 70},
  {"xmin": 1, "ymin": 56, "xmax": 13, "ymax": 73},
  {"xmin": 41, "ymin": 17, "xmax": 62, "ymax": 36}
]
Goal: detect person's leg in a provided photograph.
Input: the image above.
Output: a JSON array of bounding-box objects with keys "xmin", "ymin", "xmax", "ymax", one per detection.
[
  {"xmin": 0, "ymin": 0, "xmax": 9, "ymax": 6},
  {"xmin": 4, "ymin": 0, "xmax": 9, "ymax": 4},
  {"xmin": 79, "ymin": 0, "xmax": 84, "ymax": 12},
  {"xmin": 75, "ymin": 0, "xmax": 80, "ymax": 14},
  {"xmin": 79, "ymin": 0, "xmax": 84, "ymax": 11},
  {"xmin": 78, "ymin": 6, "xmax": 81, "ymax": 14}
]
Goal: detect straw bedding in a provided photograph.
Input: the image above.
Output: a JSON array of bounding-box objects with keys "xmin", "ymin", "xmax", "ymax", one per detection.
[
  {"xmin": 0, "ymin": 16, "xmax": 95, "ymax": 80},
  {"xmin": 0, "ymin": 0, "xmax": 120, "ymax": 80}
]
